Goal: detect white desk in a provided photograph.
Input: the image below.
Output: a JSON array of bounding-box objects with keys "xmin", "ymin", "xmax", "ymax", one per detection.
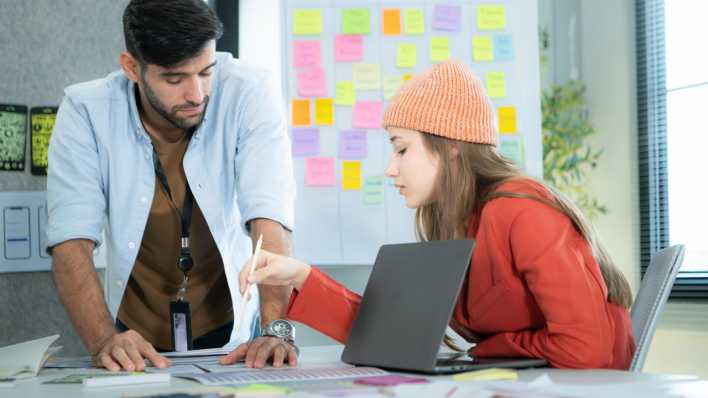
[{"xmin": 4, "ymin": 345, "xmax": 705, "ymax": 398}]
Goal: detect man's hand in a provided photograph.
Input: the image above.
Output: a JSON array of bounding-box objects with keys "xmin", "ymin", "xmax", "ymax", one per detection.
[
  {"xmin": 93, "ymin": 330, "xmax": 171, "ymax": 372},
  {"xmin": 220, "ymin": 336, "xmax": 298, "ymax": 368}
]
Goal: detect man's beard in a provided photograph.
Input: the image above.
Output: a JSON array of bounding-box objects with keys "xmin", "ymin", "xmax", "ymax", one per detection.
[{"xmin": 140, "ymin": 76, "xmax": 209, "ymax": 130}]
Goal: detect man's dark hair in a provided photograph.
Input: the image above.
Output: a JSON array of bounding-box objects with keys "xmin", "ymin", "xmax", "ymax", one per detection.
[{"xmin": 123, "ymin": 0, "xmax": 224, "ymax": 67}]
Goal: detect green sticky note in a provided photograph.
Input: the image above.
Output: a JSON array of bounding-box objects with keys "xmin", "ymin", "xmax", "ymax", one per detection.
[
  {"xmin": 430, "ymin": 36, "xmax": 450, "ymax": 62},
  {"xmin": 403, "ymin": 8, "xmax": 425, "ymax": 34},
  {"xmin": 396, "ymin": 43, "xmax": 417, "ymax": 68},
  {"xmin": 477, "ymin": 4, "xmax": 507, "ymax": 30},
  {"xmin": 364, "ymin": 176, "xmax": 384, "ymax": 204},
  {"xmin": 353, "ymin": 63, "xmax": 381, "ymax": 90},
  {"xmin": 342, "ymin": 8, "xmax": 371, "ymax": 34},
  {"xmin": 294, "ymin": 9, "xmax": 323, "ymax": 35},
  {"xmin": 498, "ymin": 137, "xmax": 525, "ymax": 167},
  {"xmin": 335, "ymin": 81, "xmax": 356, "ymax": 106},
  {"xmin": 383, "ymin": 75, "xmax": 403, "ymax": 100},
  {"xmin": 472, "ymin": 36, "xmax": 494, "ymax": 62},
  {"xmin": 485, "ymin": 71, "xmax": 506, "ymax": 98}
]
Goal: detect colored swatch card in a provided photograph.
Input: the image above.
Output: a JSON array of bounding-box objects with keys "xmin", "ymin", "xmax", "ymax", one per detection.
[
  {"xmin": 315, "ymin": 98, "xmax": 334, "ymax": 125},
  {"xmin": 477, "ymin": 5, "xmax": 507, "ymax": 30},
  {"xmin": 485, "ymin": 71, "xmax": 506, "ymax": 98},
  {"xmin": 352, "ymin": 101, "xmax": 383, "ymax": 129},
  {"xmin": 297, "ymin": 67, "xmax": 327, "ymax": 97},
  {"xmin": 293, "ymin": 40, "xmax": 321, "ymax": 68},
  {"xmin": 494, "ymin": 35, "xmax": 514, "ymax": 61},
  {"xmin": 342, "ymin": 160, "xmax": 362, "ymax": 190},
  {"xmin": 339, "ymin": 130, "xmax": 367, "ymax": 159},
  {"xmin": 342, "ymin": 8, "xmax": 370, "ymax": 34},
  {"xmin": 383, "ymin": 75, "xmax": 403, "ymax": 100},
  {"xmin": 498, "ymin": 106, "xmax": 517, "ymax": 134},
  {"xmin": 472, "ymin": 36, "xmax": 494, "ymax": 62},
  {"xmin": 396, "ymin": 44, "xmax": 417, "ymax": 68},
  {"xmin": 293, "ymin": 9, "xmax": 323, "ymax": 35},
  {"xmin": 353, "ymin": 63, "xmax": 381, "ymax": 90},
  {"xmin": 335, "ymin": 81, "xmax": 356, "ymax": 105},
  {"xmin": 403, "ymin": 8, "xmax": 425, "ymax": 34},
  {"xmin": 334, "ymin": 35, "xmax": 364, "ymax": 62},
  {"xmin": 355, "ymin": 374, "xmax": 427, "ymax": 386},
  {"xmin": 292, "ymin": 99, "xmax": 311, "ymax": 126},
  {"xmin": 305, "ymin": 157, "xmax": 336, "ymax": 186},
  {"xmin": 0, "ymin": 104, "xmax": 28, "ymax": 172},
  {"xmin": 363, "ymin": 176, "xmax": 384, "ymax": 205},
  {"xmin": 499, "ymin": 137, "xmax": 525, "ymax": 166},
  {"xmin": 430, "ymin": 36, "xmax": 450, "ymax": 62},
  {"xmin": 30, "ymin": 106, "xmax": 57, "ymax": 175},
  {"xmin": 382, "ymin": 9, "xmax": 401, "ymax": 36},
  {"xmin": 292, "ymin": 128, "xmax": 320, "ymax": 156},
  {"xmin": 432, "ymin": 4, "xmax": 462, "ymax": 31}
]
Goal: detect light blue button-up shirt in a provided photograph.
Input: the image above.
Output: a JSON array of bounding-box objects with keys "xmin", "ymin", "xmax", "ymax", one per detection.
[{"xmin": 47, "ymin": 52, "xmax": 295, "ymax": 347}]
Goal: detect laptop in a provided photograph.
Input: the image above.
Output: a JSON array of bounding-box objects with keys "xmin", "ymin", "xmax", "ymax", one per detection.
[{"xmin": 341, "ymin": 240, "xmax": 547, "ymax": 374}]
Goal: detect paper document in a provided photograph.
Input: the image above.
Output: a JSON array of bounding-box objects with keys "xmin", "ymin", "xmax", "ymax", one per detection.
[
  {"xmin": 0, "ymin": 335, "xmax": 60, "ymax": 379},
  {"xmin": 179, "ymin": 366, "xmax": 387, "ymax": 386}
]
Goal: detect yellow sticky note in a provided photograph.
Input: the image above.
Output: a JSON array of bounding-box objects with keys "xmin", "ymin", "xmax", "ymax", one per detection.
[
  {"xmin": 227, "ymin": 383, "xmax": 290, "ymax": 396},
  {"xmin": 342, "ymin": 161, "xmax": 362, "ymax": 190},
  {"xmin": 403, "ymin": 8, "xmax": 425, "ymax": 34},
  {"xmin": 383, "ymin": 75, "xmax": 403, "ymax": 100},
  {"xmin": 498, "ymin": 106, "xmax": 517, "ymax": 134},
  {"xmin": 382, "ymin": 9, "xmax": 401, "ymax": 36},
  {"xmin": 353, "ymin": 63, "xmax": 381, "ymax": 90},
  {"xmin": 453, "ymin": 368, "xmax": 518, "ymax": 382},
  {"xmin": 472, "ymin": 36, "xmax": 494, "ymax": 62},
  {"xmin": 292, "ymin": 99, "xmax": 310, "ymax": 126},
  {"xmin": 485, "ymin": 72, "xmax": 506, "ymax": 98},
  {"xmin": 477, "ymin": 5, "xmax": 506, "ymax": 30},
  {"xmin": 315, "ymin": 98, "xmax": 334, "ymax": 125},
  {"xmin": 430, "ymin": 36, "xmax": 450, "ymax": 62},
  {"xmin": 335, "ymin": 81, "xmax": 355, "ymax": 106},
  {"xmin": 403, "ymin": 74, "xmax": 413, "ymax": 82},
  {"xmin": 293, "ymin": 9, "xmax": 323, "ymax": 35},
  {"xmin": 396, "ymin": 43, "xmax": 417, "ymax": 68},
  {"xmin": 342, "ymin": 8, "xmax": 370, "ymax": 34}
]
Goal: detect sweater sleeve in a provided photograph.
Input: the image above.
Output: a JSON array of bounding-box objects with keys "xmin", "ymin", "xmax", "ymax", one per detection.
[
  {"xmin": 286, "ymin": 267, "xmax": 362, "ymax": 344},
  {"xmin": 472, "ymin": 200, "xmax": 615, "ymax": 369}
]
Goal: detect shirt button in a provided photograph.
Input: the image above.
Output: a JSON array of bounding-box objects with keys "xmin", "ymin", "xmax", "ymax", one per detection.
[
  {"xmin": 128, "ymin": 241, "xmax": 136, "ymax": 249},
  {"xmin": 140, "ymin": 196, "xmax": 148, "ymax": 204}
]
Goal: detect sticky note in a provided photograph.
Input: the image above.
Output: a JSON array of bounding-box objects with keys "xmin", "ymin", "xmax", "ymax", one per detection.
[
  {"xmin": 231, "ymin": 384, "xmax": 289, "ymax": 396},
  {"xmin": 353, "ymin": 101, "xmax": 383, "ymax": 129},
  {"xmin": 335, "ymin": 35, "xmax": 364, "ymax": 62},
  {"xmin": 339, "ymin": 130, "xmax": 367, "ymax": 159},
  {"xmin": 293, "ymin": 9, "xmax": 322, "ymax": 35},
  {"xmin": 453, "ymin": 368, "xmax": 518, "ymax": 382},
  {"xmin": 363, "ymin": 176, "xmax": 385, "ymax": 205},
  {"xmin": 432, "ymin": 4, "xmax": 462, "ymax": 31},
  {"xmin": 499, "ymin": 137, "xmax": 525, "ymax": 166},
  {"xmin": 382, "ymin": 9, "xmax": 401, "ymax": 36},
  {"xmin": 498, "ymin": 106, "xmax": 517, "ymax": 134},
  {"xmin": 403, "ymin": 74, "xmax": 413, "ymax": 82},
  {"xmin": 342, "ymin": 161, "xmax": 362, "ymax": 190},
  {"xmin": 355, "ymin": 374, "xmax": 428, "ymax": 386},
  {"xmin": 485, "ymin": 71, "xmax": 506, "ymax": 98},
  {"xmin": 396, "ymin": 43, "xmax": 417, "ymax": 68},
  {"xmin": 383, "ymin": 75, "xmax": 403, "ymax": 100},
  {"xmin": 494, "ymin": 34, "xmax": 513, "ymax": 61},
  {"xmin": 291, "ymin": 128, "xmax": 319, "ymax": 156},
  {"xmin": 292, "ymin": 40, "xmax": 320, "ymax": 68},
  {"xmin": 353, "ymin": 63, "xmax": 381, "ymax": 90},
  {"xmin": 297, "ymin": 67, "xmax": 327, "ymax": 97},
  {"xmin": 335, "ymin": 81, "xmax": 355, "ymax": 106},
  {"xmin": 477, "ymin": 5, "xmax": 506, "ymax": 30},
  {"xmin": 305, "ymin": 157, "xmax": 335, "ymax": 186},
  {"xmin": 430, "ymin": 36, "xmax": 450, "ymax": 62},
  {"xmin": 315, "ymin": 98, "xmax": 334, "ymax": 125},
  {"xmin": 472, "ymin": 36, "xmax": 494, "ymax": 62},
  {"xmin": 403, "ymin": 8, "xmax": 425, "ymax": 34},
  {"xmin": 291, "ymin": 99, "xmax": 310, "ymax": 126},
  {"xmin": 342, "ymin": 8, "xmax": 370, "ymax": 34}
]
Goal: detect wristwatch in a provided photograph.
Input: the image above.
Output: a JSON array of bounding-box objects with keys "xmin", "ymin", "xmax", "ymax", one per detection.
[{"xmin": 262, "ymin": 319, "xmax": 296, "ymax": 342}]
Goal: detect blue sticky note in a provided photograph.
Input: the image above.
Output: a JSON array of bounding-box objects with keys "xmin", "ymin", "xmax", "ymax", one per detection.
[{"xmin": 494, "ymin": 35, "xmax": 513, "ymax": 61}]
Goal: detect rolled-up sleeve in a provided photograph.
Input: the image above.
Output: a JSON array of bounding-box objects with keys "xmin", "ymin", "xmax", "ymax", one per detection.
[
  {"xmin": 234, "ymin": 75, "xmax": 295, "ymax": 232},
  {"xmin": 46, "ymin": 95, "xmax": 106, "ymax": 250}
]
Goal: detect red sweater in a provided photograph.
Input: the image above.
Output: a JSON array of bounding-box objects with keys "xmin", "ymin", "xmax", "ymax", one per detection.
[{"xmin": 287, "ymin": 180, "xmax": 635, "ymax": 369}]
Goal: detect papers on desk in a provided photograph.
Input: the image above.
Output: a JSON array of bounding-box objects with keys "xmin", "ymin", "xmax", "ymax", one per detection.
[
  {"xmin": 0, "ymin": 334, "xmax": 60, "ymax": 380},
  {"xmin": 178, "ymin": 366, "xmax": 388, "ymax": 386}
]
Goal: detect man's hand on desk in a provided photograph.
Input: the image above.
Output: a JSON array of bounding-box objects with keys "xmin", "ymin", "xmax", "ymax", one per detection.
[
  {"xmin": 220, "ymin": 336, "xmax": 298, "ymax": 368},
  {"xmin": 92, "ymin": 330, "xmax": 171, "ymax": 372}
]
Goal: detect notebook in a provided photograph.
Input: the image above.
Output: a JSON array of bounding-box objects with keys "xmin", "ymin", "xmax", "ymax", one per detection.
[{"xmin": 0, "ymin": 335, "xmax": 61, "ymax": 379}]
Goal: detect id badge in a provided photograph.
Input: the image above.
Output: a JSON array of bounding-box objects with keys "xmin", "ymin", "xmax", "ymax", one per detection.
[{"xmin": 170, "ymin": 300, "xmax": 193, "ymax": 352}]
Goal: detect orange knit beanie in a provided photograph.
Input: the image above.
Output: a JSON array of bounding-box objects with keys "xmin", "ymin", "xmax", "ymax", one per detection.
[{"xmin": 382, "ymin": 61, "xmax": 497, "ymax": 145}]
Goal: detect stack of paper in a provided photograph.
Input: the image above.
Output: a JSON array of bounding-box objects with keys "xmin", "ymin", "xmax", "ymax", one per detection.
[{"xmin": 0, "ymin": 335, "xmax": 61, "ymax": 380}]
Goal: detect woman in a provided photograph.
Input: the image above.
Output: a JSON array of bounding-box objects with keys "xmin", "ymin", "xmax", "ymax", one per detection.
[{"xmin": 230, "ymin": 61, "xmax": 635, "ymax": 369}]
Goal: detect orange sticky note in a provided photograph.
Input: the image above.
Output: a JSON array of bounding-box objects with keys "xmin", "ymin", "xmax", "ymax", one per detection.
[
  {"xmin": 498, "ymin": 106, "xmax": 517, "ymax": 134},
  {"xmin": 382, "ymin": 9, "xmax": 401, "ymax": 36},
  {"xmin": 315, "ymin": 98, "xmax": 334, "ymax": 125},
  {"xmin": 292, "ymin": 99, "xmax": 310, "ymax": 126}
]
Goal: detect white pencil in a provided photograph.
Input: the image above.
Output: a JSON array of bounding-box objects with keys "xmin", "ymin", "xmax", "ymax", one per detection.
[{"xmin": 235, "ymin": 234, "xmax": 263, "ymax": 335}]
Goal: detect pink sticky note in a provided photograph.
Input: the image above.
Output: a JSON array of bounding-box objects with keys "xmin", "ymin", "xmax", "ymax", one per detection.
[
  {"xmin": 293, "ymin": 40, "xmax": 321, "ymax": 68},
  {"xmin": 297, "ymin": 67, "xmax": 327, "ymax": 97},
  {"xmin": 354, "ymin": 375, "xmax": 429, "ymax": 386},
  {"xmin": 335, "ymin": 35, "xmax": 364, "ymax": 62},
  {"xmin": 305, "ymin": 157, "xmax": 335, "ymax": 186},
  {"xmin": 352, "ymin": 101, "xmax": 383, "ymax": 129},
  {"xmin": 292, "ymin": 128, "xmax": 319, "ymax": 156},
  {"xmin": 339, "ymin": 130, "xmax": 367, "ymax": 159}
]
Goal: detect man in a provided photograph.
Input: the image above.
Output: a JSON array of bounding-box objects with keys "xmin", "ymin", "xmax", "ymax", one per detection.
[{"xmin": 48, "ymin": 0, "xmax": 297, "ymax": 371}]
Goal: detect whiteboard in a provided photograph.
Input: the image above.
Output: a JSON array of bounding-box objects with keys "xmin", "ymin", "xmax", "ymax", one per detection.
[{"xmin": 280, "ymin": 0, "xmax": 541, "ymax": 265}]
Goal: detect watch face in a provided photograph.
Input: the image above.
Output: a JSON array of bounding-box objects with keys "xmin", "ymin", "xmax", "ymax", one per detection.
[{"xmin": 272, "ymin": 320, "xmax": 293, "ymax": 337}]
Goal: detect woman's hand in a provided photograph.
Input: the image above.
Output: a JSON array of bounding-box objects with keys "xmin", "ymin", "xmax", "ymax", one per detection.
[{"xmin": 238, "ymin": 249, "xmax": 312, "ymax": 294}]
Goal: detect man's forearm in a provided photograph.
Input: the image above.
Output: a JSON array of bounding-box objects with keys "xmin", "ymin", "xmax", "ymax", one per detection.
[
  {"xmin": 52, "ymin": 239, "xmax": 116, "ymax": 355},
  {"xmin": 249, "ymin": 218, "xmax": 293, "ymax": 325}
]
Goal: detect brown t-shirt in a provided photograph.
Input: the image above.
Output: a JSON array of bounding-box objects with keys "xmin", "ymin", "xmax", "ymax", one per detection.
[{"xmin": 117, "ymin": 133, "xmax": 233, "ymax": 350}]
